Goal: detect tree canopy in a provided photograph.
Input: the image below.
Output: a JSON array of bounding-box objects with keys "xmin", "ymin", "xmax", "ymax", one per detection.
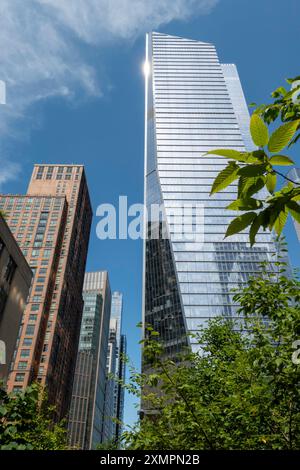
[
  {"xmin": 0, "ymin": 384, "xmax": 68, "ymax": 450},
  {"xmin": 123, "ymin": 264, "xmax": 300, "ymax": 450}
]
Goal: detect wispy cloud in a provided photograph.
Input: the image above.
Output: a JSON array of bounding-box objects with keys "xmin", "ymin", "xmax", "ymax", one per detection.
[
  {"xmin": 0, "ymin": 161, "xmax": 21, "ymax": 190},
  {"xmin": 0, "ymin": 0, "xmax": 218, "ymax": 184}
]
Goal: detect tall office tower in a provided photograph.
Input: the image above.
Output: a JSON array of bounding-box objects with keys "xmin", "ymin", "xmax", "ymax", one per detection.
[
  {"xmin": 109, "ymin": 291, "xmax": 126, "ymax": 443},
  {"xmin": 0, "ymin": 164, "xmax": 92, "ymax": 419},
  {"xmin": 68, "ymin": 271, "xmax": 111, "ymax": 449},
  {"xmin": 287, "ymin": 168, "xmax": 300, "ymax": 241},
  {"xmin": 115, "ymin": 333, "xmax": 126, "ymax": 442},
  {"xmin": 143, "ymin": 32, "xmax": 279, "ymax": 358},
  {"xmin": 102, "ymin": 318, "xmax": 117, "ymax": 442}
]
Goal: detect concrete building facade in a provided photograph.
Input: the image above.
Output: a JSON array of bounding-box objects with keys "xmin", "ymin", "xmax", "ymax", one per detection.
[
  {"xmin": 0, "ymin": 164, "xmax": 92, "ymax": 419},
  {"xmin": 0, "ymin": 214, "xmax": 32, "ymax": 383}
]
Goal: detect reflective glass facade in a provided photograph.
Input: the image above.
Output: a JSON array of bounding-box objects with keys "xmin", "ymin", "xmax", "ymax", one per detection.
[
  {"xmin": 109, "ymin": 292, "xmax": 126, "ymax": 443},
  {"xmin": 68, "ymin": 271, "xmax": 111, "ymax": 449},
  {"xmin": 143, "ymin": 32, "xmax": 279, "ymax": 355}
]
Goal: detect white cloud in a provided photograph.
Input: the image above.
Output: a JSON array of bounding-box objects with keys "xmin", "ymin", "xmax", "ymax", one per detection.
[
  {"xmin": 0, "ymin": 161, "xmax": 21, "ymax": 190},
  {"xmin": 0, "ymin": 0, "xmax": 218, "ymax": 184}
]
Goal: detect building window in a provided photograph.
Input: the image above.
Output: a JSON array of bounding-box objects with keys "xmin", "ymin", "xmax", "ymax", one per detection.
[
  {"xmin": 25, "ymin": 325, "xmax": 35, "ymax": 336},
  {"xmin": 12, "ymin": 386, "xmax": 22, "ymax": 393},
  {"xmin": 46, "ymin": 167, "xmax": 54, "ymax": 180},
  {"xmin": 17, "ymin": 361, "xmax": 27, "ymax": 370},
  {"xmin": 23, "ymin": 338, "xmax": 32, "ymax": 346},
  {"xmin": 30, "ymin": 304, "xmax": 40, "ymax": 311},
  {"xmin": 20, "ymin": 349, "xmax": 30, "ymax": 358},
  {"xmin": 56, "ymin": 167, "xmax": 64, "ymax": 180},
  {"xmin": 15, "ymin": 373, "xmax": 25, "ymax": 382},
  {"xmin": 29, "ymin": 314, "xmax": 37, "ymax": 322},
  {"xmin": 43, "ymin": 250, "xmax": 51, "ymax": 259},
  {"xmin": 36, "ymin": 166, "xmax": 44, "ymax": 180},
  {"xmin": 31, "ymin": 250, "xmax": 40, "ymax": 258}
]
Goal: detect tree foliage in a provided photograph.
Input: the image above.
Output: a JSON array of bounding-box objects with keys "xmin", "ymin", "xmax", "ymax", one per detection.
[
  {"xmin": 207, "ymin": 76, "xmax": 300, "ymax": 245},
  {"xmin": 122, "ymin": 267, "xmax": 300, "ymax": 450},
  {"xmin": 0, "ymin": 384, "xmax": 68, "ymax": 450}
]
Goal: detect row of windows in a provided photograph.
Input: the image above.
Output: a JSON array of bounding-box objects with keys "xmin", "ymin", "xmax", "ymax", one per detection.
[
  {"xmin": 156, "ymin": 98, "xmax": 231, "ymax": 103},
  {"xmin": 154, "ymin": 79, "xmax": 226, "ymax": 85},
  {"xmin": 36, "ymin": 165, "xmax": 81, "ymax": 180},
  {"xmin": 152, "ymin": 46, "xmax": 216, "ymax": 52},
  {"xmin": 157, "ymin": 146, "xmax": 244, "ymax": 153},
  {"xmin": 156, "ymin": 106, "xmax": 235, "ymax": 113},
  {"xmin": 176, "ymin": 271, "xmax": 271, "ymax": 284},
  {"xmin": 0, "ymin": 197, "xmax": 63, "ymax": 210},
  {"xmin": 153, "ymin": 57, "xmax": 219, "ymax": 62},
  {"xmin": 154, "ymin": 70, "xmax": 223, "ymax": 76},
  {"xmin": 154, "ymin": 62, "xmax": 221, "ymax": 67},
  {"xmin": 156, "ymin": 120, "xmax": 238, "ymax": 126}
]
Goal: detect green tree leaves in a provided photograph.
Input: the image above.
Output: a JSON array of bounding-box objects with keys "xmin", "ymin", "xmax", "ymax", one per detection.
[
  {"xmin": 206, "ymin": 76, "xmax": 300, "ymax": 244},
  {"xmin": 238, "ymin": 163, "xmax": 268, "ymax": 177},
  {"xmin": 265, "ymin": 172, "xmax": 277, "ymax": 194},
  {"xmin": 225, "ymin": 212, "xmax": 257, "ymax": 238},
  {"xmin": 227, "ymin": 198, "xmax": 263, "ymax": 211},
  {"xmin": 268, "ymin": 120, "xmax": 300, "ymax": 152},
  {"xmin": 269, "ymin": 155, "xmax": 294, "ymax": 165},
  {"xmin": 210, "ymin": 161, "xmax": 239, "ymax": 195},
  {"xmin": 250, "ymin": 114, "xmax": 269, "ymax": 146},
  {"xmin": 286, "ymin": 200, "xmax": 300, "ymax": 223},
  {"xmin": 206, "ymin": 148, "xmax": 249, "ymax": 162},
  {"xmin": 0, "ymin": 384, "xmax": 68, "ymax": 450}
]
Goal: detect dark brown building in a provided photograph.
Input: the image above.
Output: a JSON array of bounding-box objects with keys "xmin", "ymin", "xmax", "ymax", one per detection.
[
  {"xmin": 0, "ymin": 164, "xmax": 92, "ymax": 419},
  {"xmin": 0, "ymin": 214, "xmax": 33, "ymax": 383}
]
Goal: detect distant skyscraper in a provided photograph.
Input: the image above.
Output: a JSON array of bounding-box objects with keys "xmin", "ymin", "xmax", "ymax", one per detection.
[
  {"xmin": 115, "ymin": 333, "xmax": 126, "ymax": 442},
  {"xmin": 109, "ymin": 291, "xmax": 126, "ymax": 443},
  {"xmin": 68, "ymin": 271, "xmax": 111, "ymax": 449},
  {"xmin": 143, "ymin": 32, "xmax": 280, "ymax": 359},
  {"xmin": 111, "ymin": 291, "xmax": 123, "ymax": 347},
  {"xmin": 0, "ymin": 164, "xmax": 92, "ymax": 419},
  {"xmin": 287, "ymin": 168, "xmax": 300, "ymax": 241},
  {"xmin": 102, "ymin": 318, "xmax": 117, "ymax": 442}
]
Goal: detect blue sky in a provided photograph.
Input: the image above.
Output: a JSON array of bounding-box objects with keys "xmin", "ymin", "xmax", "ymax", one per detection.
[{"xmin": 0, "ymin": 0, "xmax": 299, "ymax": 428}]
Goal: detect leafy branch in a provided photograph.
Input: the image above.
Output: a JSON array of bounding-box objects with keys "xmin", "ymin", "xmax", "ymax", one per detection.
[{"xmin": 206, "ymin": 76, "xmax": 300, "ymax": 245}]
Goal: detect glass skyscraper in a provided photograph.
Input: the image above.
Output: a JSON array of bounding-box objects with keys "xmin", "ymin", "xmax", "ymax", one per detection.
[
  {"xmin": 68, "ymin": 271, "xmax": 111, "ymax": 449},
  {"xmin": 109, "ymin": 291, "xmax": 126, "ymax": 444},
  {"xmin": 143, "ymin": 32, "xmax": 279, "ymax": 356}
]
